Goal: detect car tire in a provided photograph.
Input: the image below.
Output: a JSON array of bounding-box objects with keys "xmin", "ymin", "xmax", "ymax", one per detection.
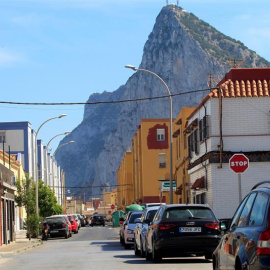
[
  {"xmin": 70, "ymin": 232, "xmax": 72, "ymax": 237},
  {"xmin": 212, "ymin": 256, "xmax": 219, "ymax": 270},
  {"xmin": 152, "ymin": 241, "xmax": 162, "ymax": 263},
  {"xmin": 124, "ymin": 243, "xmax": 130, "ymax": 249},
  {"xmin": 65, "ymin": 232, "xmax": 68, "ymax": 239},
  {"xmin": 120, "ymin": 236, "xmax": 124, "ymax": 246},
  {"xmin": 145, "ymin": 243, "xmax": 152, "ymax": 261},
  {"xmin": 134, "ymin": 241, "xmax": 140, "ymax": 256}
]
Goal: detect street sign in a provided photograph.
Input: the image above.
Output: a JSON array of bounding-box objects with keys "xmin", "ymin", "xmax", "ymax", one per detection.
[
  {"xmin": 161, "ymin": 181, "xmax": 176, "ymax": 192},
  {"xmin": 229, "ymin": 154, "xmax": 249, "ymax": 174}
]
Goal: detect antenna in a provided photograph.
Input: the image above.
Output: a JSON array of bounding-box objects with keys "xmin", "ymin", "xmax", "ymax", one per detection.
[
  {"xmin": 228, "ymin": 59, "xmax": 243, "ymax": 68},
  {"xmin": 207, "ymin": 73, "xmax": 220, "ymax": 89}
]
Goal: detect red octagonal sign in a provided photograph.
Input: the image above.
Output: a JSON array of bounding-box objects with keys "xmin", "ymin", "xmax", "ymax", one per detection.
[{"xmin": 229, "ymin": 154, "xmax": 249, "ymax": 174}]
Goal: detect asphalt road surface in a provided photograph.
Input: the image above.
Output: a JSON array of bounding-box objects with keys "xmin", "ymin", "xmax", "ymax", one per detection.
[{"xmin": 0, "ymin": 223, "xmax": 213, "ymax": 270}]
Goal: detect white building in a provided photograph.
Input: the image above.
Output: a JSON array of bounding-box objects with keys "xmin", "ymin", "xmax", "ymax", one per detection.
[
  {"xmin": 186, "ymin": 68, "xmax": 270, "ymax": 219},
  {"xmin": 0, "ymin": 122, "xmax": 63, "ymax": 205}
]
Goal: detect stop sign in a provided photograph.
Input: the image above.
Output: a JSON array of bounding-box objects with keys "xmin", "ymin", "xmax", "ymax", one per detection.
[
  {"xmin": 111, "ymin": 204, "xmax": 115, "ymax": 210},
  {"xmin": 229, "ymin": 154, "xmax": 249, "ymax": 173}
]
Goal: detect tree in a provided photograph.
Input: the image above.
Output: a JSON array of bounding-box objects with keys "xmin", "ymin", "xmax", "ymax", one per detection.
[
  {"xmin": 15, "ymin": 175, "xmax": 63, "ymax": 239},
  {"xmin": 38, "ymin": 181, "xmax": 63, "ymax": 218},
  {"xmin": 15, "ymin": 174, "xmax": 38, "ymax": 240}
]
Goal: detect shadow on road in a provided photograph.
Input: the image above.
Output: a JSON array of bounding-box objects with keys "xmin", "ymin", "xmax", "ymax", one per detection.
[
  {"xmin": 90, "ymin": 241, "xmax": 124, "ymax": 251},
  {"xmin": 114, "ymin": 255, "xmax": 212, "ymax": 265}
]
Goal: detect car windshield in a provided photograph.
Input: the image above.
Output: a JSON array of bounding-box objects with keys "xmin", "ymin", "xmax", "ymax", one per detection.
[
  {"xmin": 163, "ymin": 207, "xmax": 215, "ymax": 221},
  {"xmin": 129, "ymin": 213, "xmax": 142, "ymax": 224},
  {"xmin": 45, "ymin": 218, "xmax": 64, "ymax": 224},
  {"xmin": 146, "ymin": 209, "xmax": 158, "ymax": 221}
]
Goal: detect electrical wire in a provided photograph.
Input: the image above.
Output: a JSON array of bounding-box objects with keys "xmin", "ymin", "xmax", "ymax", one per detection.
[{"xmin": 0, "ymin": 87, "xmax": 214, "ymax": 106}]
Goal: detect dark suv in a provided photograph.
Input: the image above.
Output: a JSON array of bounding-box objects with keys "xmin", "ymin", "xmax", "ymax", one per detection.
[
  {"xmin": 213, "ymin": 181, "xmax": 270, "ymax": 270},
  {"xmin": 145, "ymin": 204, "xmax": 221, "ymax": 263},
  {"xmin": 44, "ymin": 216, "xmax": 70, "ymax": 239}
]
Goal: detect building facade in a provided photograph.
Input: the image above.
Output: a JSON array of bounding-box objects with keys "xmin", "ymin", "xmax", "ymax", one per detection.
[{"xmin": 186, "ymin": 68, "xmax": 270, "ymax": 219}]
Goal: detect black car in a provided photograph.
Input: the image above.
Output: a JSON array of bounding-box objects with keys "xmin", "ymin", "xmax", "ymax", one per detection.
[
  {"xmin": 145, "ymin": 204, "xmax": 221, "ymax": 263},
  {"xmin": 213, "ymin": 181, "xmax": 270, "ymax": 270},
  {"xmin": 90, "ymin": 215, "xmax": 105, "ymax": 227},
  {"xmin": 44, "ymin": 216, "xmax": 70, "ymax": 239}
]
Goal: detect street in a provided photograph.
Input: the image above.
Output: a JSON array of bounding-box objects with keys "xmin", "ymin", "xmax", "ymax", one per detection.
[{"xmin": 0, "ymin": 224, "xmax": 213, "ymax": 270}]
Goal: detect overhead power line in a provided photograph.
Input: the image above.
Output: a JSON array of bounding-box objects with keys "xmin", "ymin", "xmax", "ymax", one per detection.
[{"xmin": 0, "ymin": 87, "xmax": 214, "ymax": 106}]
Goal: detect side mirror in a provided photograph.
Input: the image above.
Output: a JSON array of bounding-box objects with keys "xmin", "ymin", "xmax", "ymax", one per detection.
[{"xmin": 219, "ymin": 219, "xmax": 231, "ymax": 232}]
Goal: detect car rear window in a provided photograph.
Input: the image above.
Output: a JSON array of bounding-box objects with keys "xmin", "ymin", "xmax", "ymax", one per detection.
[
  {"xmin": 163, "ymin": 207, "xmax": 216, "ymax": 221},
  {"xmin": 146, "ymin": 209, "xmax": 158, "ymax": 221},
  {"xmin": 45, "ymin": 218, "xmax": 65, "ymax": 224}
]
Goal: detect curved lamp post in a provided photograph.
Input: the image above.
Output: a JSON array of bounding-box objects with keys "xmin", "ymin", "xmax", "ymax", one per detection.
[
  {"xmin": 125, "ymin": 65, "xmax": 174, "ymax": 204},
  {"xmin": 52, "ymin": 140, "xmax": 74, "ymax": 212},
  {"xmin": 35, "ymin": 114, "xmax": 67, "ymax": 217},
  {"xmin": 53, "ymin": 140, "xmax": 75, "ymax": 157},
  {"xmin": 46, "ymin": 131, "xmax": 71, "ymax": 151}
]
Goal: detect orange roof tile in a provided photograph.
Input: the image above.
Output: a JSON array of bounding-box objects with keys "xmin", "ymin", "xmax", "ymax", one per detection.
[{"xmin": 187, "ymin": 68, "xmax": 270, "ymax": 120}]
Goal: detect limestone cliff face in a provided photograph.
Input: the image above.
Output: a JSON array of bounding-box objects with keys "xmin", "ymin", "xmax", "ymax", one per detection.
[{"xmin": 56, "ymin": 5, "xmax": 269, "ymax": 198}]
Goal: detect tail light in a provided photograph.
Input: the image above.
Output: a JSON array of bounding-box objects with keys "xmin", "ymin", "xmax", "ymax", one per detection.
[
  {"xmin": 157, "ymin": 223, "xmax": 176, "ymax": 230},
  {"xmin": 119, "ymin": 221, "xmax": 124, "ymax": 225},
  {"xmin": 257, "ymin": 229, "xmax": 270, "ymax": 255},
  {"xmin": 205, "ymin": 222, "xmax": 219, "ymax": 230}
]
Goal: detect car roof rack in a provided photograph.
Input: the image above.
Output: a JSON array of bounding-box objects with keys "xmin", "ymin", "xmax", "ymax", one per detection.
[{"xmin": 251, "ymin": 181, "xmax": 270, "ymax": 190}]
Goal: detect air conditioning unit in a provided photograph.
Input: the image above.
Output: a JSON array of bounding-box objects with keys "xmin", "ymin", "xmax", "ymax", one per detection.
[{"xmin": 11, "ymin": 176, "xmax": 16, "ymax": 185}]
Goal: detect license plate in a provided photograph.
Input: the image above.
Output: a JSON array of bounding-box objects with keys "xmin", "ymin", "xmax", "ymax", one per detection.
[
  {"xmin": 50, "ymin": 230, "xmax": 58, "ymax": 233},
  {"xmin": 179, "ymin": 227, "xmax": 201, "ymax": 233}
]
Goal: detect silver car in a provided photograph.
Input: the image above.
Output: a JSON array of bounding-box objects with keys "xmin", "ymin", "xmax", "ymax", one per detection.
[{"xmin": 134, "ymin": 206, "xmax": 160, "ymax": 257}]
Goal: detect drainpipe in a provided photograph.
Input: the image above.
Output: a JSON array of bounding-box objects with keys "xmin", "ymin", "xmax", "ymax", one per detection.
[{"xmin": 219, "ymin": 86, "xmax": 223, "ymax": 168}]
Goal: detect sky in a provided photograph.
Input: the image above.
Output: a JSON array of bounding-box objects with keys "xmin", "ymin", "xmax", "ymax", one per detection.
[{"xmin": 0, "ymin": 0, "xmax": 270, "ymax": 152}]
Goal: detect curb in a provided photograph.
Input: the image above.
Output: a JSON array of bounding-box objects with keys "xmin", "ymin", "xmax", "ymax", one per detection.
[{"xmin": 0, "ymin": 240, "xmax": 43, "ymax": 257}]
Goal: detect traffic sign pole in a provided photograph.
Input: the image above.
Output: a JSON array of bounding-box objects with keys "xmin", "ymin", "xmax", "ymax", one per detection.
[
  {"xmin": 238, "ymin": 173, "xmax": 242, "ymax": 204},
  {"xmin": 229, "ymin": 154, "xmax": 249, "ymax": 204}
]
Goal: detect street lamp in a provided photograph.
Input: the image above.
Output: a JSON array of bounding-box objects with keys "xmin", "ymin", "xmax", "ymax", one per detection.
[
  {"xmin": 35, "ymin": 114, "xmax": 67, "ymax": 217},
  {"xmin": 46, "ymin": 131, "xmax": 70, "ymax": 151},
  {"xmin": 125, "ymin": 65, "xmax": 174, "ymax": 204},
  {"xmin": 53, "ymin": 140, "xmax": 75, "ymax": 157}
]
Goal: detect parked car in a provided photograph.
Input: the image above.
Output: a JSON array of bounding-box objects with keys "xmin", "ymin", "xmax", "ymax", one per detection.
[
  {"xmin": 134, "ymin": 206, "xmax": 160, "ymax": 257},
  {"xmin": 44, "ymin": 216, "xmax": 70, "ymax": 239},
  {"xmin": 213, "ymin": 181, "xmax": 270, "ymax": 270},
  {"xmin": 145, "ymin": 204, "xmax": 221, "ymax": 263},
  {"xmin": 67, "ymin": 214, "xmax": 78, "ymax": 234},
  {"xmin": 123, "ymin": 211, "xmax": 143, "ymax": 249},
  {"xmin": 119, "ymin": 211, "xmax": 135, "ymax": 245},
  {"xmin": 90, "ymin": 215, "xmax": 105, "ymax": 227},
  {"xmin": 52, "ymin": 215, "xmax": 72, "ymax": 237},
  {"xmin": 72, "ymin": 214, "xmax": 81, "ymax": 229},
  {"xmin": 78, "ymin": 214, "xmax": 86, "ymax": 227}
]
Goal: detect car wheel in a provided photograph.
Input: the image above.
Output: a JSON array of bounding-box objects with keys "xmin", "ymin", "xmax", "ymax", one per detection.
[
  {"xmin": 65, "ymin": 232, "xmax": 68, "ymax": 239},
  {"xmin": 70, "ymin": 232, "xmax": 72, "ymax": 237},
  {"xmin": 134, "ymin": 241, "xmax": 140, "ymax": 256},
  {"xmin": 145, "ymin": 242, "xmax": 152, "ymax": 261},
  {"xmin": 140, "ymin": 237, "xmax": 145, "ymax": 258},
  {"xmin": 124, "ymin": 243, "xmax": 130, "ymax": 249},
  {"xmin": 120, "ymin": 236, "xmax": 124, "ymax": 246},
  {"xmin": 205, "ymin": 252, "xmax": 212, "ymax": 260},
  {"xmin": 212, "ymin": 256, "xmax": 219, "ymax": 270},
  {"xmin": 152, "ymin": 241, "xmax": 162, "ymax": 263}
]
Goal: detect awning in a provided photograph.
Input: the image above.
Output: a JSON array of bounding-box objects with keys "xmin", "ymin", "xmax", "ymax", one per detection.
[{"xmin": 191, "ymin": 176, "xmax": 205, "ymax": 189}]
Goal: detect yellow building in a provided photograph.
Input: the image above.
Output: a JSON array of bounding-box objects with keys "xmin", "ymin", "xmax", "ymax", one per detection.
[
  {"xmin": 117, "ymin": 151, "xmax": 133, "ymax": 209},
  {"xmin": 173, "ymin": 107, "xmax": 195, "ymax": 203},
  {"xmin": 131, "ymin": 119, "xmax": 177, "ymax": 204},
  {"xmin": 0, "ymin": 150, "xmax": 26, "ymax": 245},
  {"xmin": 103, "ymin": 188, "xmax": 118, "ymax": 207}
]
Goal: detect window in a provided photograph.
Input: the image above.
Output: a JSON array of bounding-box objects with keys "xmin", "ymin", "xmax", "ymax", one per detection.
[
  {"xmin": 199, "ymin": 115, "xmax": 210, "ymax": 142},
  {"xmin": 249, "ymin": 192, "xmax": 269, "ymax": 226},
  {"xmin": 230, "ymin": 195, "xmax": 249, "ymax": 228},
  {"xmin": 188, "ymin": 129, "xmax": 199, "ymax": 157},
  {"xmin": 0, "ymin": 132, "xmax": 6, "ymax": 143},
  {"xmin": 157, "ymin": 129, "xmax": 165, "ymax": 141},
  {"xmin": 159, "ymin": 153, "xmax": 166, "ymax": 168},
  {"xmin": 237, "ymin": 193, "xmax": 256, "ymax": 227}
]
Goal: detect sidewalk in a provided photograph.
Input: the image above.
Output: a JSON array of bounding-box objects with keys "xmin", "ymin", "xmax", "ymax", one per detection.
[{"xmin": 0, "ymin": 239, "xmax": 43, "ymax": 258}]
